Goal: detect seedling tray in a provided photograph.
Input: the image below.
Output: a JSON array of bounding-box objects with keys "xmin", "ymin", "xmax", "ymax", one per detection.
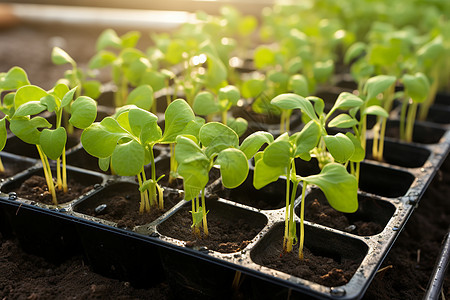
[{"xmin": 0, "ymin": 103, "xmax": 449, "ymax": 299}]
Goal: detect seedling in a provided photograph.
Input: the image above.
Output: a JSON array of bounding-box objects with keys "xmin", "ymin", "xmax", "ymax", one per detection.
[
  {"xmin": 81, "ymin": 99, "xmax": 200, "ymax": 213},
  {"xmin": 9, "ymin": 82, "xmax": 97, "ymax": 204},
  {"xmin": 193, "ymin": 85, "xmax": 248, "ymax": 137},
  {"xmin": 253, "ymin": 130, "xmax": 358, "ymax": 259},
  {"xmin": 175, "ymin": 122, "xmax": 272, "ymax": 237},
  {"xmin": 0, "ymin": 66, "xmax": 31, "ymax": 173}
]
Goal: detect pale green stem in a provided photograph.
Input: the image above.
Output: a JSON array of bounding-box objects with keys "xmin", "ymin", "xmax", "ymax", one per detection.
[
  {"xmin": 201, "ymin": 187, "xmax": 208, "ymax": 236},
  {"xmin": 36, "ymin": 145, "xmax": 57, "ymax": 205},
  {"xmin": 405, "ymin": 102, "xmax": 418, "ymax": 143},
  {"xmin": 0, "ymin": 157, "xmax": 4, "ymax": 173},
  {"xmin": 399, "ymin": 98, "xmax": 409, "ymax": 141},
  {"xmin": 298, "ymin": 183, "xmax": 307, "ymax": 260}
]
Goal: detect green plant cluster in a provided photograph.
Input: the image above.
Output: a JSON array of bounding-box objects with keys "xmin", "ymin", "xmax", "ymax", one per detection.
[{"xmin": 1, "ymin": 0, "xmax": 448, "ymax": 260}]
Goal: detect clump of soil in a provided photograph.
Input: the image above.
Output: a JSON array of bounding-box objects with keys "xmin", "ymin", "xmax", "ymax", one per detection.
[{"xmin": 15, "ymin": 175, "xmax": 93, "ymax": 204}]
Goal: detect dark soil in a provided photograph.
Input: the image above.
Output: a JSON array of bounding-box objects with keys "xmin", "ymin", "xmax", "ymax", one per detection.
[
  {"xmin": 15, "ymin": 175, "xmax": 93, "ymax": 204},
  {"xmin": 305, "ymin": 198, "xmax": 383, "ymax": 236},
  {"xmin": 75, "ymin": 183, "xmax": 182, "ymax": 229},
  {"xmin": 253, "ymin": 242, "xmax": 360, "ymax": 287},
  {"xmin": 157, "ymin": 200, "xmax": 266, "ymax": 253},
  {"xmin": 0, "ymin": 233, "xmax": 170, "ymax": 300}
]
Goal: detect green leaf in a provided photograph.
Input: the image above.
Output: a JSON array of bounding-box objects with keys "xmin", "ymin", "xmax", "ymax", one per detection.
[
  {"xmin": 39, "ymin": 127, "xmax": 67, "ymax": 160},
  {"xmin": 289, "ymin": 74, "xmax": 309, "ymax": 96},
  {"xmin": 216, "ymin": 148, "xmax": 249, "ymax": 188},
  {"xmin": 239, "ymin": 131, "xmax": 274, "ymax": 160},
  {"xmin": 253, "ymin": 155, "xmax": 286, "ymax": 189},
  {"xmin": 82, "ymin": 81, "xmax": 101, "ymax": 99},
  {"xmin": 271, "ymin": 93, "xmax": 318, "ymax": 121},
  {"xmin": 96, "ymin": 29, "xmax": 122, "ymax": 51},
  {"xmin": 307, "ymin": 96, "xmax": 325, "ymax": 116},
  {"xmin": 227, "ymin": 117, "xmax": 247, "ymax": 137},
  {"xmin": 51, "ymin": 47, "xmax": 75, "ymax": 66},
  {"xmin": 178, "ymin": 159, "xmax": 210, "ymax": 201},
  {"xmin": 363, "ymin": 75, "xmax": 396, "ymax": 100},
  {"xmin": 120, "ymin": 31, "xmax": 141, "ymax": 48},
  {"xmin": 14, "ymin": 85, "xmax": 48, "ymax": 110},
  {"xmin": 328, "ymin": 114, "xmax": 358, "ymax": 128},
  {"xmin": 0, "ymin": 118, "xmax": 7, "ymax": 151},
  {"xmin": 344, "ymin": 42, "xmax": 366, "ymax": 64},
  {"xmin": 346, "ymin": 132, "xmax": 365, "ymax": 162},
  {"xmin": 14, "ymin": 101, "xmax": 47, "ymax": 117},
  {"xmin": 241, "ymin": 78, "xmax": 265, "ymax": 99},
  {"xmin": 126, "ymin": 85, "xmax": 154, "ymax": 111},
  {"xmin": 324, "ymin": 133, "xmax": 355, "ymax": 163},
  {"xmin": 254, "ymin": 46, "xmax": 276, "ymax": 69},
  {"xmin": 293, "ymin": 120, "xmax": 321, "ymax": 156},
  {"xmin": 402, "ymin": 73, "xmax": 430, "ymax": 103},
  {"xmin": 0, "ymin": 67, "xmax": 30, "ymax": 90},
  {"xmin": 362, "ymin": 105, "xmax": 388, "ymax": 118},
  {"xmin": 193, "ymin": 91, "xmax": 219, "ymax": 116},
  {"xmin": 81, "ymin": 117, "xmax": 130, "ymax": 158},
  {"xmin": 303, "ymin": 163, "xmax": 358, "ymax": 213},
  {"xmin": 51, "ymin": 83, "xmax": 69, "ymax": 102},
  {"xmin": 219, "ymin": 85, "xmax": 240, "ymax": 106},
  {"xmin": 61, "ymin": 86, "xmax": 78, "ymax": 108},
  {"xmin": 99, "ymin": 157, "xmax": 110, "ymax": 172},
  {"xmin": 199, "ymin": 122, "xmax": 239, "ymax": 156},
  {"xmin": 111, "ymin": 139, "xmax": 145, "ymax": 176},
  {"xmin": 161, "ymin": 99, "xmax": 196, "ymax": 143},
  {"xmin": 332, "ymin": 92, "xmax": 363, "ymax": 110},
  {"xmin": 140, "ymin": 70, "xmax": 166, "ymax": 92},
  {"xmin": 205, "ymin": 54, "xmax": 227, "ymax": 89},
  {"xmin": 313, "ymin": 60, "xmax": 334, "ymax": 83},
  {"xmin": 183, "ymin": 117, "xmax": 205, "ymax": 139},
  {"xmin": 263, "ymin": 138, "xmax": 291, "ymax": 168},
  {"xmin": 69, "ymin": 96, "xmax": 97, "ymax": 129},
  {"xmin": 175, "ymin": 135, "xmax": 208, "ymax": 165},
  {"xmin": 9, "ymin": 116, "xmax": 52, "ymax": 145},
  {"xmin": 88, "ymin": 51, "xmax": 117, "ymax": 69},
  {"xmin": 127, "ymin": 107, "xmax": 160, "ymax": 145}
]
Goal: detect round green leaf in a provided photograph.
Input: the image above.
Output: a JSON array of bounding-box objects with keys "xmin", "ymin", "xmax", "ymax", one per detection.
[
  {"xmin": 10, "ymin": 116, "xmax": 52, "ymax": 145},
  {"xmin": 303, "ymin": 163, "xmax": 358, "ymax": 213},
  {"xmin": 271, "ymin": 93, "xmax": 318, "ymax": 121},
  {"xmin": 324, "ymin": 133, "xmax": 355, "ymax": 163},
  {"xmin": 0, "ymin": 118, "xmax": 7, "ymax": 151},
  {"xmin": 69, "ymin": 96, "xmax": 97, "ymax": 129},
  {"xmin": 328, "ymin": 114, "xmax": 358, "ymax": 128},
  {"xmin": 161, "ymin": 99, "xmax": 196, "ymax": 143},
  {"xmin": 14, "ymin": 101, "xmax": 46, "ymax": 117},
  {"xmin": 363, "ymin": 75, "xmax": 396, "ymax": 100},
  {"xmin": 193, "ymin": 91, "xmax": 219, "ymax": 116},
  {"xmin": 40, "ymin": 127, "xmax": 67, "ymax": 160},
  {"xmin": 219, "ymin": 85, "xmax": 240, "ymax": 105},
  {"xmin": 239, "ymin": 131, "xmax": 274, "ymax": 160},
  {"xmin": 178, "ymin": 159, "xmax": 210, "ymax": 201},
  {"xmin": 126, "ymin": 85, "xmax": 154, "ymax": 111},
  {"xmin": 111, "ymin": 139, "xmax": 145, "ymax": 176},
  {"xmin": 14, "ymin": 85, "xmax": 48, "ymax": 110},
  {"xmin": 216, "ymin": 148, "xmax": 249, "ymax": 188},
  {"xmin": 51, "ymin": 47, "xmax": 75, "ymax": 66},
  {"xmin": 0, "ymin": 67, "xmax": 30, "ymax": 90}
]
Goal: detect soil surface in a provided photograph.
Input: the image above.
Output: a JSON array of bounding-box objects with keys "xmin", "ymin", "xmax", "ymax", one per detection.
[
  {"xmin": 157, "ymin": 199, "xmax": 265, "ymax": 253},
  {"xmin": 14, "ymin": 175, "xmax": 94, "ymax": 204},
  {"xmin": 75, "ymin": 183, "xmax": 182, "ymax": 229}
]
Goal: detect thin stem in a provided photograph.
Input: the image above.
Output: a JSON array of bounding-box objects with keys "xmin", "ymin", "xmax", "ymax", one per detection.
[
  {"xmin": 149, "ymin": 146, "xmax": 158, "ymax": 207},
  {"xmin": 280, "ymin": 110, "xmax": 286, "ymax": 134},
  {"xmin": 168, "ymin": 144, "xmax": 178, "ymax": 184},
  {"xmin": 405, "ymin": 102, "xmax": 418, "ymax": 143},
  {"xmin": 372, "ymin": 120, "xmax": 380, "ymax": 161},
  {"xmin": 418, "ymin": 68, "xmax": 439, "ymax": 121},
  {"xmin": 36, "ymin": 145, "xmax": 57, "ymax": 205},
  {"xmin": 141, "ymin": 169, "xmax": 151, "ymax": 212},
  {"xmin": 222, "ymin": 110, "xmax": 228, "ymax": 126},
  {"xmin": 56, "ymin": 157, "xmax": 62, "ymax": 191},
  {"xmin": 283, "ymin": 163, "xmax": 291, "ymax": 252},
  {"xmin": 62, "ymin": 147, "xmax": 67, "ymax": 193},
  {"xmin": 137, "ymin": 171, "xmax": 146, "ymax": 214},
  {"xmin": 298, "ymin": 182, "xmax": 307, "ymax": 260},
  {"xmin": 0, "ymin": 157, "xmax": 4, "ymax": 173},
  {"xmin": 201, "ymin": 187, "xmax": 208, "ymax": 236},
  {"xmin": 399, "ymin": 98, "xmax": 409, "ymax": 141}
]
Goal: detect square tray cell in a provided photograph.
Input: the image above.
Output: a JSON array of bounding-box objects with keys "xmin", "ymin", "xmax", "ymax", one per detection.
[
  {"xmin": 157, "ymin": 198, "xmax": 267, "ymax": 253},
  {"xmin": 385, "ymin": 120, "xmax": 446, "ymax": 144},
  {"xmin": 251, "ymin": 222, "xmax": 368, "ymax": 289},
  {"xmin": 365, "ymin": 139, "xmax": 430, "ymax": 168},
  {"xmin": 73, "ymin": 181, "xmax": 182, "ymax": 228},
  {"xmin": 359, "ymin": 162, "xmax": 415, "ymax": 198},
  {"xmin": 214, "ymin": 169, "xmax": 300, "ymax": 210},
  {"xmin": 0, "ymin": 152, "xmax": 36, "ymax": 180},
  {"xmin": 298, "ymin": 188, "xmax": 396, "ymax": 236},
  {"xmin": 426, "ymin": 104, "xmax": 450, "ymax": 125},
  {"xmin": 0, "ymin": 167, "xmax": 103, "ymax": 204},
  {"xmin": 294, "ymin": 159, "xmax": 415, "ymax": 198}
]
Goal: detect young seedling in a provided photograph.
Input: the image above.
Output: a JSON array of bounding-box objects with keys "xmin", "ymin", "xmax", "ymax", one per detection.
[
  {"xmin": 270, "ymin": 93, "xmax": 364, "ymax": 171},
  {"xmin": 253, "ymin": 130, "xmax": 358, "ymax": 259},
  {"xmin": 9, "ymin": 83, "xmax": 97, "ymax": 204},
  {"xmin": 175, "ymin": 122, "xmax": 273, "ymax": 237},
  {"xmin": 399, "ymin": 73, "xmax": 430, "ymax": 142},
  {"xmin": 193, "ymin": 85, "xmax": 248, "ymax": 137},
  {"xmin": 0, "ymin": 66, "xmax": 31, "ymax": 173},
  {"xmin": 81, "ymin": 99, "xmax": 200, "ymax": 213}
]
